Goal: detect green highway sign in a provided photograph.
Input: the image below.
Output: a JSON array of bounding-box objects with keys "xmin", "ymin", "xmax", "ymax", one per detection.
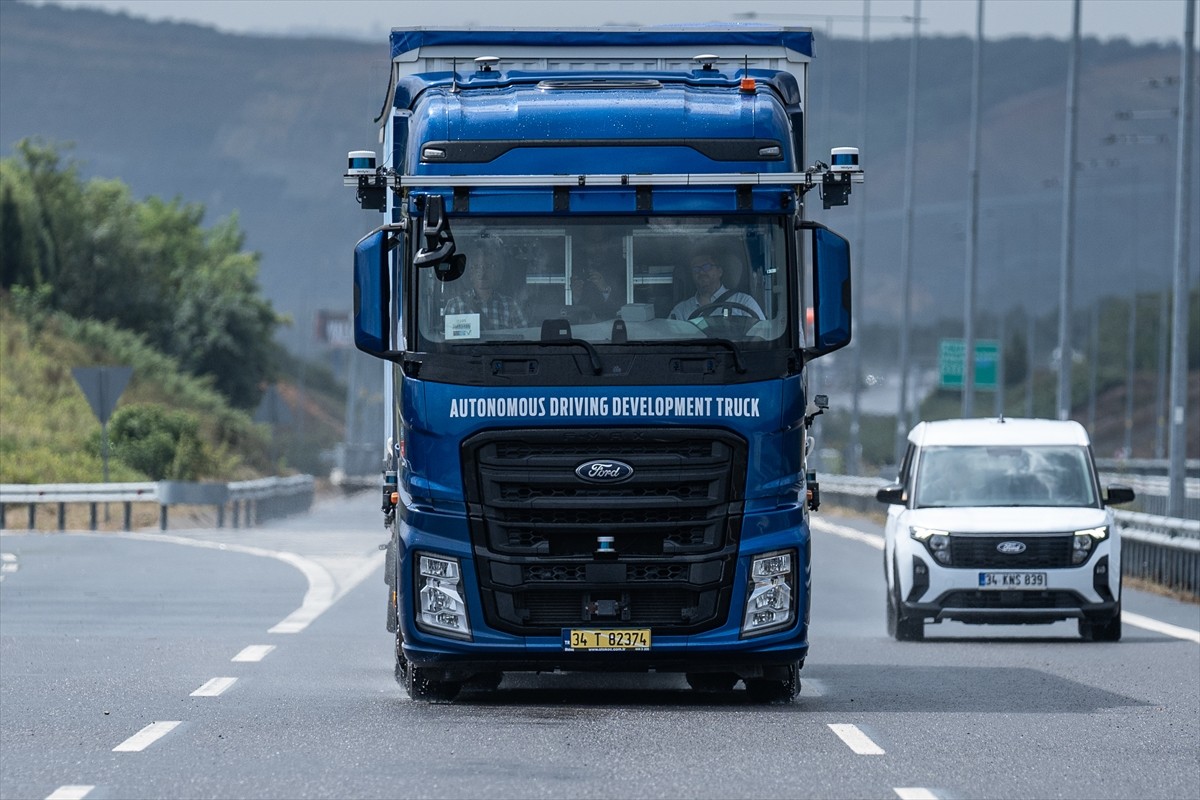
[{"xmin": 939, "ymin": 339, "xmax": 999, "ymax": 390}]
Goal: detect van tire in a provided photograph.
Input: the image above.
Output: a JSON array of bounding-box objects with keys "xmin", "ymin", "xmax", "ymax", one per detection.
[{"xmin": 1080, "ymin": 604, "xmax": 1122, "ymax": 642}]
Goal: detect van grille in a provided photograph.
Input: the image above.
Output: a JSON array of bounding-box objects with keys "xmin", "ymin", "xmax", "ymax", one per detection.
[{"xmin": 946, "ymin": 534, "xmax": 1075, "ymax": 568}]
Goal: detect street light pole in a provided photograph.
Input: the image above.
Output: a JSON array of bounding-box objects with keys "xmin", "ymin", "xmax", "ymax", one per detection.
[
  {"xmin": 848, "ymin": 0, "xmax": 871, "ymax": 476},
  {"xmin": 1166, "ymin": 0, "xmax": 1195, "ymax": 517},
  {"xmin": 1056, "ymin": 0, "xmax": 1082, "ymax": 422},
  {"xmin": 895, "ymin": 0, "xmax": 921, "ymax": 463},
  {"xmin": 963, "ymin": 0, "xmax": 985, "ymax": 418}
]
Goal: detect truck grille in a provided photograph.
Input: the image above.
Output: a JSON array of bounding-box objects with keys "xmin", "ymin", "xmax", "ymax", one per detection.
[
  {"xmin": 948, "ymin": 535, "xmax": 1075, "ymax": 568},
  {"xmin": 461, "ymin": 427, "xmax": 747, "ymax": 635}
]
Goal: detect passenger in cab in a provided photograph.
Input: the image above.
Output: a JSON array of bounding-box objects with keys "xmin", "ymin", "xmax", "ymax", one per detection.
[{"xmin": 445, "ymin": 257, "xmax": 527, "ymax": 330}]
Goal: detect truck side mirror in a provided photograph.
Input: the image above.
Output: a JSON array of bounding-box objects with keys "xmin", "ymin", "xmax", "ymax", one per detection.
[
  {"xmin": 353, "ymin": 225, "xmax": 401, "ymax": 357},
  {"xmin": 799, "ymin": 221, "xmax": 851, "ymax": 360}
]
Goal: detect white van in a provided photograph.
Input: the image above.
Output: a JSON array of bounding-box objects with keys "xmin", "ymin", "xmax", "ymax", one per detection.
[{"xmin": 876, "ymin": 418, "xmax": 1135, "ymax": 641}]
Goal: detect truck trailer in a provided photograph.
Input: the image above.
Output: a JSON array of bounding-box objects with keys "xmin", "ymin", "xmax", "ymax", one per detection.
[{"xmin": 345, "ymin": 26, "xmax": 862, "ymax": 702}]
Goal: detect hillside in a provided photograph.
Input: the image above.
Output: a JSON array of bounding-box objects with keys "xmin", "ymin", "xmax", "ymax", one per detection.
[
  {"xmin": 2, "ymin": 1, "xmax": 1190, "ymax": 359},
  {"xmin": 0, "ymin": 293, "xmax": 346, "ymax": 483}
]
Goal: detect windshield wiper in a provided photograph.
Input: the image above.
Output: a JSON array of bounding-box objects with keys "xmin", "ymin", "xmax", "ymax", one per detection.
[{"xmin": 535, "ymin": 338, "xmax": 603, "ymax": 375}]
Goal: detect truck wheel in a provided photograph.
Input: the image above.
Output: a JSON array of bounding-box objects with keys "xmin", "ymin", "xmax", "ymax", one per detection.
[
  {"xmin": 404, "ymin": 663, "xmax": 462, "ymax": 703},
  {"xmin": 1080, "ymin": 604, "xmax": 1122, "ymax": 642},
  {"xmin": 686, "ymin": 672, "xmax": 738, "ymax": 692},
  {"xmin": 744, "ymin": 663, "xmax": 800, "ymax": 704}
]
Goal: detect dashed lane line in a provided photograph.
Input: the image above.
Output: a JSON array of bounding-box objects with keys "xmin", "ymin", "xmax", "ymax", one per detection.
[
  {"xmin": 894, "ymin": 789, "xmax": 940, "ymax": 799},
  {"xmin": 1, "ymin": 551, "xmax": 17, "ymax": 581},
  {"xmin": 190, "ymin": 677, "xmax": 238, "ymax": 697},
  {"xmin": 828, "ymin": 723, "xmax": 886, "ymax": 754},
  {"xmin": 232, "ymin": 644, "xmax": 276, "ymax": 662},
  {"xmin": 45, "ymin": 787, "xmax": 94, "ymax": 800},
  {"xmin": 112, "ymin": 721, "xmax": 181, "ymax": 752}
]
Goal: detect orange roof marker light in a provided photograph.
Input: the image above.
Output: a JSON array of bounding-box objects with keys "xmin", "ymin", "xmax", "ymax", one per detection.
[{"xmin": 740, "ymin": 55, "xmax": 755, "ymax": 92}]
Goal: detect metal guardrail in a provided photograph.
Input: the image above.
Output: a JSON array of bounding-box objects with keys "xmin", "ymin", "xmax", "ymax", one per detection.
[
  {"xmin": 0, "ymin": 476, "xmax": 315, "ymax": 532},
  {"xmin": 816, "ymin": 474, "xmax": 1199, "ymax": 597}
]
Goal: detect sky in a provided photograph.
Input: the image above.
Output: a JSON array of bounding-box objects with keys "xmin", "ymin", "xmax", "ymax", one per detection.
[{"xmin": 25, "ymin": 0, "xmax": 1197, "ymax": 45}]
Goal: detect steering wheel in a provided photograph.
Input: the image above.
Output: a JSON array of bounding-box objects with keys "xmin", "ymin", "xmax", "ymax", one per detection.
[
  {"xmin": 687, "ymin": 301, "xmax": 762, "ymax": 320},
  {"xmin": 687, "ymin": 301, "xmax": 762, "ymax": 337}
]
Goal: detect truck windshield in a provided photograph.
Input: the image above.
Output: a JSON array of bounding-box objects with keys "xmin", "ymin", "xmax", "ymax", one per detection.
[
  {"xmin": 914, "ymin": 445, "xmax": 1099, "ymax": 508},
  {"xmin": 415, "ymin": 215, "xmax": 791, "ymax": 348}
]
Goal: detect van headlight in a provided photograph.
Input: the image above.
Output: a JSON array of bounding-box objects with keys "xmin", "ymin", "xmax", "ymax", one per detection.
[
  {"xmin": 416, "ymin": 553, "xmax": 471, "ymax": 639},
  {"xmin": 1071, "ymin": 526, "xmax": 1108, "ymax": 564},
  {"xmin": 910, "ymin": 526, "xmax": 952, "ymax": 564},
  {"xmin": 741, "ymin": 550, "xmax": 796, "ymax": 637}
]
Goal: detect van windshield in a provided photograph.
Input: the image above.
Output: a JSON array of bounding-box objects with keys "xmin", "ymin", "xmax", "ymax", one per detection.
[
  {"xmin": 914, "ymin": 445, "xmax": 1098, "ymax": 508},
  {"xmin": 414, "ymin": 215, "xmax": 791, "ymax": 348}
]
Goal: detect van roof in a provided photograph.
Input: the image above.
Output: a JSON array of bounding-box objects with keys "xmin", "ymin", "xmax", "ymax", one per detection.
[{"xmin": 908, "ymin": 417, "xmax": 1092, "ymax": 448}]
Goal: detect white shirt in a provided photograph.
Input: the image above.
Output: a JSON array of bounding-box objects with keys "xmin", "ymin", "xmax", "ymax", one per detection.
[{"xmin": 669, "ymin": 285, "xmax": 764, "ymax": 321}]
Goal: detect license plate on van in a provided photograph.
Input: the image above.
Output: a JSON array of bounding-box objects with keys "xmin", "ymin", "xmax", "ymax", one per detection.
[{"xmin": 979, "ymin": 572, "xmax": 1047, "ymax": 589}]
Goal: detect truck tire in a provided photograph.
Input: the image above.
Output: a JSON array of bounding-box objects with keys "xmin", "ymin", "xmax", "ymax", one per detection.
[
  {"xmin": 394, "ymin": 633, "xmax": 462, "ymax": 701},
  {"xmin": 1080, "ymin": 603, "xmax": 1122, "ymax": 642},
  {"xmin": 404, "ymin": 664, "xmax": 462, "ymax": 702},
  {"xmin": 686, "ymin": 672, "xmax": 738, "ymax": 692},
  {"xmin": 744, "ymin": 662, "xmax": 800, "ymax": 704}
]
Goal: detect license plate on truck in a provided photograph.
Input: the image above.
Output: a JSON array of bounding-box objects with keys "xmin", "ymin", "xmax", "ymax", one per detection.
[
  {"xmin": 563, "ymin": 629, "xmax": 651, "ymax": 651},
  {"xmin": 978, "ymin": 572, "xmax": 1047, "ymax": 589}
]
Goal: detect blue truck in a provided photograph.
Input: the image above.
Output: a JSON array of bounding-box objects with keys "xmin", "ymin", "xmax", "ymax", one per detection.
[{"xmin": 345, "ymin": 26, "xmax": 862, "ymax": 702}]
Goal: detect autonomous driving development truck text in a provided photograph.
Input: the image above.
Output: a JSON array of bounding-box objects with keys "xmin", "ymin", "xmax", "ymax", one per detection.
[{"xmin": 345, "ymin": 26, "xmax": 862, "ymax": 702}]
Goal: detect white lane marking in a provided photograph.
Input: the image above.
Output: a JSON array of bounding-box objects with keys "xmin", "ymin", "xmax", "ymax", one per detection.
[
  {"xmin": 1123, "ymin": 611, "xmax": 1200, "ymax": 644},
  {"xmin": 801, "ymin": 678, "xmax": 828, "ymax": 697},
  {"xmin": 112, "ymin": 721, "xmax": 181, "ymax": 752},
  {"xmin": 895, "ymin": 789, "xmax": 939, "ymax": 800},
  {"xmin": 810, "ymin": 518, "xmax": 885, "ymax": 551},
  {"xmin": 828, "ymin": 723, "xmax": 886, "ymax": 754},
  {"xmin": 1, "ymin": 552, "xmax": 17, "ymax": 581},
  {"xmin": 115, "ymin": 531, "xmax": 378, "ymax": 635},
  {"xmin": 269, "ymin": 549, "xmax": 383, "ymax": 633},
  {"xmin": 45, "ymin": 786, "xmax": 95, "ymax": 800},
  {"xmin": 232, "ymin": 644, "xmax": 276, "ymax": 662},
  {"xmin": 190, "ymin": 677, "xmax": 237, "ymax": 697}
]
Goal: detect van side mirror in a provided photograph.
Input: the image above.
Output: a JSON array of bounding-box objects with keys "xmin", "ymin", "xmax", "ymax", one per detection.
[
  {"xmin": 875, "ymin": 484, "xmax": 905, "ymax": 505},
  {"xmin": 1104, "ymin": 485, "xmax": 1136, "ymax": 506}
]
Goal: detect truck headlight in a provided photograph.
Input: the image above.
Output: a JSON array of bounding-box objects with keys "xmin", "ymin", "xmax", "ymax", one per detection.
[
  {"xmin": 1071, "ymin": 526, "xmax": 1108, "ymax": 564},
  {"xmin": 416, "ymin": 553, "xmax": 471, "ymax": 639},
  {"xmin": 742, "ymin": 550, "xmax": 796, "ymax": 637}
]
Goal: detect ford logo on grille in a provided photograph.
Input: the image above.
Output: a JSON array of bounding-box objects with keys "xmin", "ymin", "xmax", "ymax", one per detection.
[
  {"xmin": 575, "ymin": 459, "xmax": 634, "ymax": 483},
  {"xmin": 996, "ymin": 541, "xmax": 1027, "ymax": 555}
]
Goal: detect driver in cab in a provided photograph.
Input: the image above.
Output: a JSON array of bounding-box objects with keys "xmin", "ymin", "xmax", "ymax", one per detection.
[{"xmin": 669, "ymin": 252, "xmax": 764, "ymax": 321}]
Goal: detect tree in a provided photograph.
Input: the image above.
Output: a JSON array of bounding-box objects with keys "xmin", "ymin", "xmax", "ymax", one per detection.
[{"xmin": 1, "ymin": 140, "xmax": 281, "ymax": 408}]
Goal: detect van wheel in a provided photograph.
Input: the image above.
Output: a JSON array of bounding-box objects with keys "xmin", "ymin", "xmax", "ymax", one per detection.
[
  {"xmin": 744, "ymin": 663, "xmax": 800, "ymax": 704},
  {"xmin": 889, "ymin": 560, "xmax": 924, "ymax": 641},
  {"xmin": 1080, "ymin": 604, "xmax": 1122, "ymax": 642}
]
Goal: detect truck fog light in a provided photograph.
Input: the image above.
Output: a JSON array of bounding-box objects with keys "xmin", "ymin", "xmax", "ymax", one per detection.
[
  {"xmin": 416, "ymin": 553, "xmax": 471, "ymax": 639},
  {"xmin": 742, "ymin": 550, "xmax": 796, "ymax": 637}
]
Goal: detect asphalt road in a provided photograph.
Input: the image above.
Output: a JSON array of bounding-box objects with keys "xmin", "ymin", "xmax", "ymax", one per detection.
[{"xmin": 1, "ymin": 492, "xmax": 1197, "ymax": 800}]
